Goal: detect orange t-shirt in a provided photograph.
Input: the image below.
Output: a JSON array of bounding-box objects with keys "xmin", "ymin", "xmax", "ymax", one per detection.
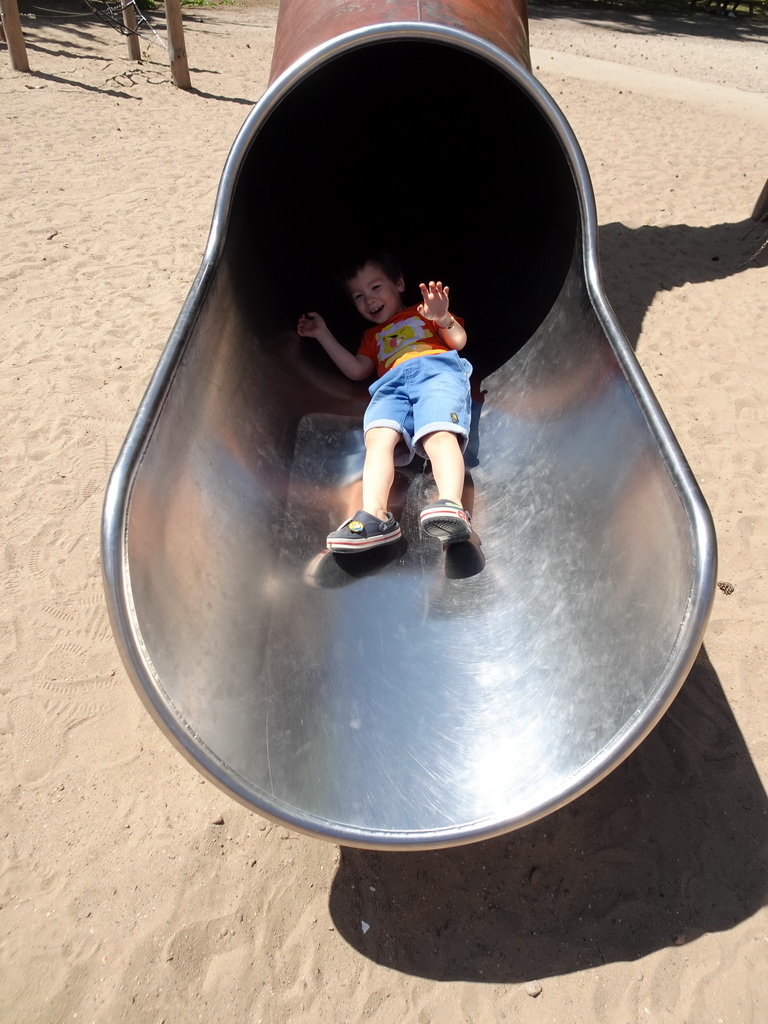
[{"xmin": 357, "ymin": 305, "xmax": 465, "ymax": 379}]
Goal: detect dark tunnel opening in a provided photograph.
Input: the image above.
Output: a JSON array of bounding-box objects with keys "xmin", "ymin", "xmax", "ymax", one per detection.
[{"xmin": 227, "ymin": 40, "xmax": 580, "ymax": 379}]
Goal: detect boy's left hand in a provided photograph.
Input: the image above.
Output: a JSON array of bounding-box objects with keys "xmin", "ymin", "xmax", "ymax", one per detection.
[{"xmin": 418, "ymin": 280, "xmax": 451, "ymax": 325}]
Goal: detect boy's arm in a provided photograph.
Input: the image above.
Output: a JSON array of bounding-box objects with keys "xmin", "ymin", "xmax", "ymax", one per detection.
[
  {"xmin": 297, "ymin": 313, "xmax": 374, "ymax": 381},
  {"xmin": 417, "ymin": 281, "xmax": 467, "ymax": 350}
]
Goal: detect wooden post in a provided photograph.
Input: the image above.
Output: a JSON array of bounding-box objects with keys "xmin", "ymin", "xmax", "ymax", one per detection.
[
  {"xmin": 0, "ymin": 0, "xmax": 30, "ymax": 72},
  {"xmin": 122, "ymin": 0, "xmax": 142, "ymax": 63},
  {"xmin": 752, "ymin": 177, "xmax": 768, "ymax": 223},
  {"xmin": 164, "ymin": 0, "xmax": 190, "ymax": 90}
]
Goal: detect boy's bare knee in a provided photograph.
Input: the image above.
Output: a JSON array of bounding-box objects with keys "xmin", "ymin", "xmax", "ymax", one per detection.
[
  {"xmin": 422, "ymin": 430, "xmax": 461, "ymax": 452},
  {"xmin": 365, "ymin": 427, "xmax": 400, "ymax": 451}
]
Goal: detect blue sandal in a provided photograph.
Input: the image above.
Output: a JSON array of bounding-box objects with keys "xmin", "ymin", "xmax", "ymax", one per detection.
[
  {"xmin": 419, "ymin": 500, "xmax": 471, "ymax": 543},
  {"xmin": 326, "ymin": 511, "xmax": 402, "ymax": 553}
]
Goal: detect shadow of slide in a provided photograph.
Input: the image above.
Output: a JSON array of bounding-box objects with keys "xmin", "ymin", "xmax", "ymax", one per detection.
[
  {"xmin": 599, "ymin": 218, "xmax": 768, "ymax": 351},
  {"xmin": 329, "ymin": 646, "xmax": 768, "ymax": 979}
]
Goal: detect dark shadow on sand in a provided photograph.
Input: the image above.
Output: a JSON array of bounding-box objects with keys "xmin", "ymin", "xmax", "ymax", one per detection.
[
  {"xmin": 531, "ymin": 0, "xmax": 768, "ymax": 43},
  {"xmin": 22, "ymin": 67, "xmax": 140, "ymax": 98},
  {"xmin": 329, "ymin": 645, "xmax": 768, "ymax": 979},
  {"xmin": 600, "ymin": 217, "xmax": 768, "ymax": 351}
]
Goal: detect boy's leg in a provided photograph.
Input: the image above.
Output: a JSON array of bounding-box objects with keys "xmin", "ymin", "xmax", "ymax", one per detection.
[
  {"xmin": 420, "ymin": 429, "xmax": 472, "ymax": 543},
  {"xmin": 362, "ymin": 426, "xmax": 400, "ymax": 520},
  {"xmin": 325, "ymin": 426, "xmax": 402, "ymax": 553},
  {"xmin": 421, "ymin": 430, "xmax": 466, "ymax": 506},
  {"xmin": 407, "ymin": 353, "xmax": 472, "ymax": 543}
]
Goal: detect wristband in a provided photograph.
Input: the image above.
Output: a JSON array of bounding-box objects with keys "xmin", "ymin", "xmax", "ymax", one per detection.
[{"xmin": 437, "ymin": 316, "xmax": 455, "ymax": 331}]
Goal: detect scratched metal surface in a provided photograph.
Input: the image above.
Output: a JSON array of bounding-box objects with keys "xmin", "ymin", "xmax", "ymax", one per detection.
[{"xmin": 102, "ymin": 25, "xmax": 716, "ymax": 849}]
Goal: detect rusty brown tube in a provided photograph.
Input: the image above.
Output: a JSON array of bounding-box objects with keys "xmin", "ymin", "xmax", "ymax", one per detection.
[{"xmin": 269, "ymin": 0, "xmax": 531, "ymax": 82}]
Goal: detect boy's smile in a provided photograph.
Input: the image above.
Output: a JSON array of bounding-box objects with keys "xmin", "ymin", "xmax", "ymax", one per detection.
[{"xmin": 348, "ymin": 262, "xmax": 405, "ymax": 325}]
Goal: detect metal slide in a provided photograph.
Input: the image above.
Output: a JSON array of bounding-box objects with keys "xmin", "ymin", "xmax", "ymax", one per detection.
[{"xmin": 102, "ymin": 2, "xmax": 716, "ymax": 849}]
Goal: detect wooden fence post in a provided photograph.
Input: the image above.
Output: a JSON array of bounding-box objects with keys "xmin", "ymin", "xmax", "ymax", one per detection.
[
  {"xmin": 164, "ymin": 0, "xmax": 190, "ymax": 89},
  {"xmin": 122, "ymin": 0, "xmax": 142, "ymax": 63},
  {"xmin": 0, "ymin": 0, "xmax": 30, "ymax": 72}
]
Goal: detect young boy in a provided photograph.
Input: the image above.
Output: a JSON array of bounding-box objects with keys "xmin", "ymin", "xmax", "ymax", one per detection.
[{"xmin": 297, "ymin": 251, "xmax": 473, "ymax": 553}]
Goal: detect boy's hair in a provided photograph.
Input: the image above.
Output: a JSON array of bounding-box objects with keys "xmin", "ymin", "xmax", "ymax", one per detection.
[{"xmin": 335, "ymin": 249, "xmax": 403, "ymax": 290}]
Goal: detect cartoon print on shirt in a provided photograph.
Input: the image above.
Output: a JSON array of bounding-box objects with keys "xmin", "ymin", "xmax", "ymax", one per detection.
[{"xmin": 377, "ymin": 315, "xmax": 435, "ymax": 369}]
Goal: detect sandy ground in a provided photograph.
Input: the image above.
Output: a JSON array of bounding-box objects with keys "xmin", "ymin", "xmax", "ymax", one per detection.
[{"xmin": 1, "ymin": 1, "xmax": 767, "ymax": 1021}]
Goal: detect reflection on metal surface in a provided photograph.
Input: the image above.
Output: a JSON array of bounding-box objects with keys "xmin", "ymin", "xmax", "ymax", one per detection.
[{"xmin": 102, "ymin": 7, "xmax": 716, "ymax": 849}]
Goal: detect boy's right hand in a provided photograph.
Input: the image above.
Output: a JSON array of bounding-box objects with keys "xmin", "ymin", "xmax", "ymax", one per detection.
[{"xmin": 297, "ymin": 312, "xmax": 326, "ymax": 338}]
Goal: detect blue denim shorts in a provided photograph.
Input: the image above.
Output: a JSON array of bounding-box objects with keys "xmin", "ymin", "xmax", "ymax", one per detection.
[{"xmin": 364, "ymin": 350, "xmax": 473, "ymax": 464}]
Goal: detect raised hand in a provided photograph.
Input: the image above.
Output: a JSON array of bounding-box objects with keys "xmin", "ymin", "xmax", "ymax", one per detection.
[
  {"xmin": 417, "ymin": 281, "xmax": 451, "ymax": 325},
  {"xmin": 297, "ymin": 312, "xmax": 327, "ymax": 338}
]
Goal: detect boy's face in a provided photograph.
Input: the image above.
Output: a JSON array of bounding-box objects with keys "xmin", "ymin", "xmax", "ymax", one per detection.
[{"xmin": 347, "ymin": 262, "xmax": 405, "ymax": 325}]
